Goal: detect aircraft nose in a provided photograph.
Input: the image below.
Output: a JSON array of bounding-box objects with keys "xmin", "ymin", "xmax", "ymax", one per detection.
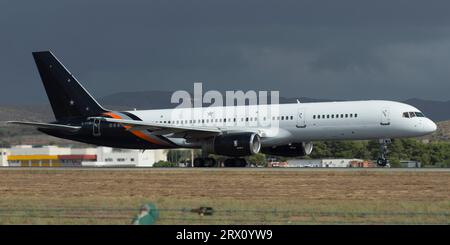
[{"xmin": 424, "ymin": 119, "xmax": 437, "ymax": 134}]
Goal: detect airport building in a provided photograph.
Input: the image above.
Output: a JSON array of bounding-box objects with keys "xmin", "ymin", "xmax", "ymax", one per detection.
[
  {"xmin": 286, "ymin": 158, "xmax": 370, "ymax": 168},
  {"xmin": 0, "ymin": 148, "xmax": 10, "ymax": 167},
  {"xmin": 3, "ymin": 145, "xmax": 167, "ymax": 167},
  {"xmin": 84, "ymin": 147, "xmax": 167, "ymax": 167}
]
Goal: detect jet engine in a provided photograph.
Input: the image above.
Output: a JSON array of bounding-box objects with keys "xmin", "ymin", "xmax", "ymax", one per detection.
[
  {"xmin": 261, "ymin": 142, "xmax": 313, "ymax": 157},
  {"xmin": 204, "ymin": 133, "xmax": 261, "ymax": 157}
]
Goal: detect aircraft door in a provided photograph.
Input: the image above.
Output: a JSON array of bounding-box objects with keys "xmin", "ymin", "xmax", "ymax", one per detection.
[
  {"xmin": 93, "ymin": 118, "xmax": 101, "ymax": 136},
  {"xmin": 296, "ymin": 107, "xmax": 307, "ymax": 128},
  {"xmin": 380, "ymin": 107, "xmax": 390, "ymax": 126}
]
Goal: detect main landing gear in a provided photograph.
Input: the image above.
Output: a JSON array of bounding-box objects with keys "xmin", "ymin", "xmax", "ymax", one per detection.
[
  {"xmin": 223, "ymin": 158, "xmax": 247, "ymax": 167},
  {"xmin": 376, "ymin": 139, "xmax": 391, "ymax": 167},
  {"xmin": 192, "ymin": 157, "xmax": 248, "ymax": 167},
  {"xmin": 193, "ymin": 157, "xmax": 217, "ymax": 167}
]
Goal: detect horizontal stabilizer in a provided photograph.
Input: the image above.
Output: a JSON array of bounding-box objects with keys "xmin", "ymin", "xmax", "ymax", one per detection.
[{"xmin": 7, "ymin": 121, "xmax": 81, "ymax": 132}]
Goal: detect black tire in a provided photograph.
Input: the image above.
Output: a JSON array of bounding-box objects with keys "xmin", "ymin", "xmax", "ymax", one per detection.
[
  {"xmin": 193, "ymin": 158, "xmax": 204, "ymax": 167},
  {"xmin": 193, "ymin": 158, "xmax": 217, "ymax": 167},
  {"xmin": 377, "ymin": 158, "xmax": 388, "ymax": 167},
  {"xmin": 203, "ymin": 158, "xmax": 217, "ymax": 167},
  {"xmin": 224, "ymin": 158, "xmax": 247, "ymax": 167}
]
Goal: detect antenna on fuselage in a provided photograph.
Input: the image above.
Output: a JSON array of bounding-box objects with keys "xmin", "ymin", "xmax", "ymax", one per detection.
[{"xmin": 296, "ymin": 99, "xmax": 301, "ymax": 104}]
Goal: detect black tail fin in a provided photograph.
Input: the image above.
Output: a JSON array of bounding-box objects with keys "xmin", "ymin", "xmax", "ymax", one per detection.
[{"xmin": 32, "ymin": 51, "xmax": 108, "ymax": 121}]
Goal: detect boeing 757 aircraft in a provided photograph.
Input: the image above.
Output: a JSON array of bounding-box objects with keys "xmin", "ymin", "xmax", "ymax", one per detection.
[{"xmin": 8, "ymin": 51, "xmax": 437, "ymax": 167}]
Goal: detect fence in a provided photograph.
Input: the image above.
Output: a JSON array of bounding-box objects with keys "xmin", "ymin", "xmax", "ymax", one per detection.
[{"xmin": 0, "ymin": 207, "xmax": 449, "ymax": 225}]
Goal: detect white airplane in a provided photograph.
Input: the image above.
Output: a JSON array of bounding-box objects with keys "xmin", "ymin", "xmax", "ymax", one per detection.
[{"xmin": 8, "ymin": 51, "xmax": 437, "ymax": 167}]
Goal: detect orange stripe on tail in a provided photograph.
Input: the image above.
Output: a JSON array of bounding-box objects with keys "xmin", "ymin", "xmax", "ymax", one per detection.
[{"xmin": 101, "ymin": 112, "xmax": 165, "ymax": 146}]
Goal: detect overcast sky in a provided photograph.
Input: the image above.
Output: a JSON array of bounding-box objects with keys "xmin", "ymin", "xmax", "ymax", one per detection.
[{"xmin": 1, "ymin": 0, "xmax": 450, "ymax": 104}]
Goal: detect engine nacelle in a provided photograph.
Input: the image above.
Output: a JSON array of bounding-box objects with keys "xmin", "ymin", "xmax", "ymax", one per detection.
[
  {"xmin": 205, "ymin": 133, "xmax": 261, "ymax": 157},
  {"xmin": 261, "ymin": 142, "xmax": 313, "ymax": 157}
]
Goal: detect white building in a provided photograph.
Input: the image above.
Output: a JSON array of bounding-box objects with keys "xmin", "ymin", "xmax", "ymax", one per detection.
[
  {"xmin": 287, "ymin": 158, "xmax": 364, "ymax": 168},
  {"xmin": 287, "ymin": 159, "xmax": 322, "ymax": 167},
  {"xmin": 9, "ymin": 145, "xmax": 71, "ymax": 155},
  {"xmin": 5, "ymin": 145, "xmax": 168, "ymax": 167},
  {"xmin": 0, "ymin": 148, "xmax": 10, "ymax": 167},
  {"xmin": 400, "ymin": 160, "xmax": 421, "ymax": 168},
  {"xmin": 82, "ymin": 147, "xmax": 167, "ymax": 167}
]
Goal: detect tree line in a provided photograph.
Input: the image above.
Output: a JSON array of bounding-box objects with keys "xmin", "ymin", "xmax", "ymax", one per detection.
[{"xmin": 160, "ymin": 139, "xmax": 450, "ymax": 167}]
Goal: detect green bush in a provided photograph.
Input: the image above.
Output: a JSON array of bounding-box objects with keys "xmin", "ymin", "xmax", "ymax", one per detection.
[{"xmin": 152, "ymin": 161, "xmax": 178, "ymax": 168}]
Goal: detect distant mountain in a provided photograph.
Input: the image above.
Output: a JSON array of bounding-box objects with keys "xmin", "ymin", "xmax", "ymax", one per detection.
[{"xmin": 0, "ymin": 105, "xmax": 53, "ymax": 121}]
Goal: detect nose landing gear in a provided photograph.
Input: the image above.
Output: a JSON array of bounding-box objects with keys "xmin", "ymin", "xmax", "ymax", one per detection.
[{"xmin": 377, "ymin": 139, "xmax": 391, "ymax": 167}]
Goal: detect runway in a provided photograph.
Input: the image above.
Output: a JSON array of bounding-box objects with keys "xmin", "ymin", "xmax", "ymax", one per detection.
[{"xmin": 1, "ymin": 167, "xmax": 449, "ymax": 172}]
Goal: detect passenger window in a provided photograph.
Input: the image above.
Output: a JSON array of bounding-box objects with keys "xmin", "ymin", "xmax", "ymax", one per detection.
[
  {"xmin": 290, "ymin": 116, "xmax": 294, "ymax": 120},
  {"xmin": 313, "ymin": 115, "xmax": 316, "ymax": 119},
  {"xmin": 327, "ymin": 115, "xmax": 330, "ymax": 119},
  {"xmin": 331, "ymin": 115, "xmax": 334, "ymax": 118},
  {"xmin": 345, "ymin": 114, "xmax": 348, "ymax": 118},
  {"xmin": 341, "ymin": 114, "xmax": 344, "ymax": 118},
  {"xmin": 318, "ymin": 115, "xmax": 321, "ymax": 119},
  {"xmin": 355, "ymin": 114, "xmax": 358, "ymax": 118}
]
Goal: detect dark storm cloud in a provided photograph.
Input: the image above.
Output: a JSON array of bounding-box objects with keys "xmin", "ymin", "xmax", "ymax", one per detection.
[{"xmin": 1, "ymin": 0, "xmax": 450, "ymax": 104}]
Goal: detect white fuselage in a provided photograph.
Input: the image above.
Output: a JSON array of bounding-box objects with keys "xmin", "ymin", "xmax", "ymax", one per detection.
[{"xmin": 128, "ymin": 100, "xmax": 437, "ymax": 148}]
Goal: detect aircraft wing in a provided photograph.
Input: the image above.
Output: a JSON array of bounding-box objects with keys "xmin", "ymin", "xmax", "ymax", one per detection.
[
  {"xmin": 92, "ymin": 117, "xmax": 222, "ymax": 138},
  {"xmin": 7, "ymin": 121, "xmax": 81, "ymax": 132}
]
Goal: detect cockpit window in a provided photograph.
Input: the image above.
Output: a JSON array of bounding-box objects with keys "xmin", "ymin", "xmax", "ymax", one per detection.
[{"xmin": 403, "ymin": 111, "xmax": 425, "ymax": 118}]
